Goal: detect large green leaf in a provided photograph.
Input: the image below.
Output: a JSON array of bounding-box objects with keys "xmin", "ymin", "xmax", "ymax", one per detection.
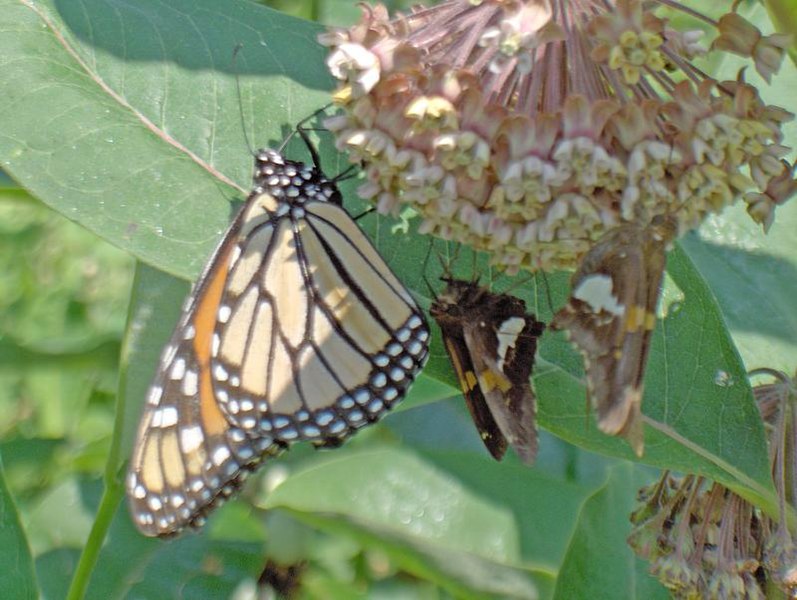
[
  {"xmin": 553, "ymin": 464, "xmax": 669, "ymax": 600},
  {"xmin": 0, "ymin": 0, "xmax": 334, "ymax": 279},
  {"xmin": 83, "ymin": 495, "xmax": 264, "ymax": 600},
  {"xmin": 0, "ymin": 452, "xmax": 38, "ymax": 600},
  {"xmin": 264, "ymin": 447, "xmax": 520, "ymax": 563},
  {"xmin": 418, "ymin": 451, "xmax": 591, "ymax": 570},
  {"xmin": 682, "ymin": 203, "xmax": 797, "ymax": 373},
  {"xmin": 262, "ymin": 446, "xmax": 538, "ymax": 599}
]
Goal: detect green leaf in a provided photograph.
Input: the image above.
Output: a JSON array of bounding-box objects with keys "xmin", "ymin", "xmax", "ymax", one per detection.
[
  {"xmin": 0, "ymin": 453, "xmax": 38, "ymax": 599},
  {"xmin": 416, "ymin": 242, "xmax": 775, "ymax": 516},
  {"xmin": 418, "ymin": 451, "xmax": 591, "ymax": 571},
  {"xmin": 0, "ymin": 0, "xmax": 334, "ymax": 279},
  {"xmin": 25, "ymin": 477, "xmax": 101, "ymax": 556},
  {"xmin": 84, "ymin": 498, "xmax": 264, "ymax": 599},
  {"xmin": 37, "ymin": 548, "xmax": 80, "ymax": 600},
  {"xmin": 553, "ymin": 465, "xmax": 668, "ymax": 600},
  {"xmin": 289, "ymin": 510, "xmax": 538, "ymax": 600},
  {"xmin": 263, "ymin": 447, "xmax": 538, "ymax": 599},
  {"xmin": 264, "ymin": 447, "xmax": 519, "ymax": 562},
  {"xmin": 682, "ymin": 202, "xmax": 797, "ymax": 374}
]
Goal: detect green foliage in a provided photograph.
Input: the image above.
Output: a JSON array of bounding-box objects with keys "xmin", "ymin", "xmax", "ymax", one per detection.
[
  {"xmin": 552, "ymin": 465, "xmax": 670, "ymax": 600},
  {"xmin": 0, "ymin": 455, "xmax": 37, "ymax": 600},
  {"xmin": 0, "ymin": 0, "xmax": 794, "ymax": 598}
]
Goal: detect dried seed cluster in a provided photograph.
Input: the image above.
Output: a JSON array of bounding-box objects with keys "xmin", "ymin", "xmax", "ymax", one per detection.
[{"xmin": 628, "ymin": 372, "xmax": 797, "ymax": 598}]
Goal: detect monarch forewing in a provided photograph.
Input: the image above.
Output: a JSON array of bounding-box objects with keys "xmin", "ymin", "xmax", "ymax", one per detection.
[
  {"xmin": 128, "ymin": 342, "xmax": 280, "ymax": 537},
  {"xmin": 209, "ymin": 189, "xmax": 428, "ymax": 442},
  {"xmin": 551, "ymin": 220, "xmax": 673, "ymax": 456},
  {"xmin": 127, "ymin": 148, "xmax": 430, "ymax": 537},
  {"xmin": 430, "ymin": 279, "xmax": 544, "ymax": 465}
]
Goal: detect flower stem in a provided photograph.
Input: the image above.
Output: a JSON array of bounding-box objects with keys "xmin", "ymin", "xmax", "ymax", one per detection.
[
  {"xmin": 65, "ymin": 266, "xmax": 140, "ymax": 599},
  {"xmin": 65, "ymin": 481, "xmax": 124, "ymax": 600}
]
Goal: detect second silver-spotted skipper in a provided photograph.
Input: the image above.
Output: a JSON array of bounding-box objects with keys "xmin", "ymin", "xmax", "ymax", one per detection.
[
  {"xmin": 431, "ymin": 279, "xmax": 545, "ymax": 465},
  {"xmin": 552, "ymin": 217, "xmax": 677, "ymax": 456}
]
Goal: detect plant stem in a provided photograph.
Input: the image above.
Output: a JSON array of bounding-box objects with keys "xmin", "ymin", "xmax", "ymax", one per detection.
[
  {"xmin": 65, "ymin": 481, "xmax": 124, "ymax": 600},
  {"xmin": 65, "ymin": 265, "xmax": 141, "ymax": 600}
]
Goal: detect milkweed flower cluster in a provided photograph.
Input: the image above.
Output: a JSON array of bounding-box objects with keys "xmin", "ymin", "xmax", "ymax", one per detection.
[
  {"xmin": 628, "ymin": 371, "xmax": 797, "ymax": 598},
  {"xmin": 320, "ymin": 0, "xmax": 795, "ymax": 273}
]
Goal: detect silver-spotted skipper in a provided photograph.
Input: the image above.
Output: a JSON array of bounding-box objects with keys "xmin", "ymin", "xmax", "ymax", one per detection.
[
  {"xmin": 430, "ymin": 279, "xmax": 545, "ymax": 464},
  {"xmin": 552, "ymin": 217, "xmax": 677, "ymax": 456}
]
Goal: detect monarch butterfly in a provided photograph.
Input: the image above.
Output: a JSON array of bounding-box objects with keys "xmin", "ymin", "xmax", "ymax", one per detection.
[
  {"xmin": 551, "ymin": 216, "xmax": 677, "ymax": 456},
  {"xmin": 430, "ymin": 278, "xmax": 545, "ymax": 465},
  {"xmin": 127, "ymin": 130, "xmax": 430, "ymax": 537}
]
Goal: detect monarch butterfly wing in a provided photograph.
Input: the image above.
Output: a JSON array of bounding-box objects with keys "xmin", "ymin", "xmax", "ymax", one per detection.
[
  {"xmin": 127, "ymin": 200, "xmax": 280, "ymax": 537},
  {"xmin": 552, "ymin": 223, "xmax": 668, "ymax": 456},
  {"xmin": 462, "ymin": 294, "xmax": 544, "ymax": 465},
  {"xmin": 208, "ymin": 195, "xmax": 430, "ymax": 445}
]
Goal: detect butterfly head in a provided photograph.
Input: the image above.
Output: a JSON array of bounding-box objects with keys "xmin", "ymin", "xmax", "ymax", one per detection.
[
  {"xmin": 649, "ymin": 213, "xmax": 678, "ymax": 248},
  {"xmin": 252, "ymin": 149, "xmax": 342, "ymax": 207},
  {"xmin": 431, "ymin": 277, "xmax": 485, "ymax": 318}
]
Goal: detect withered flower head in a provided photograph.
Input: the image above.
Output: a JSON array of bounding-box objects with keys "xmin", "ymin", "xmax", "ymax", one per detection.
[
  {"xmin": 628, "ymin": 369, "xmax": 797, "ymax": 598},
  {"xmin": 321, "ymin": 0, "xmax": 795, "ymax": 273}
]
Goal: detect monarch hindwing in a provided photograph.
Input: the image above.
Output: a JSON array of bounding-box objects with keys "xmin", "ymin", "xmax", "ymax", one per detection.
[
  {"xmin": 430, "ymin": 279, "xmax": 545, "ymax": 465},
  {"xmin": 127, "ymin": 148, "xmax": 430, "ymax": 537},
  {"xmin": 551, "ymin": 219, "xmax": 675, "ymax": 456}
]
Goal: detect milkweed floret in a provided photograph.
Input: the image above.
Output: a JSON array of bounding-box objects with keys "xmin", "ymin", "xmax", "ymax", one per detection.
[{"xmin": 321, "ymin": 0, "xmax": 796, "ymax": 274}]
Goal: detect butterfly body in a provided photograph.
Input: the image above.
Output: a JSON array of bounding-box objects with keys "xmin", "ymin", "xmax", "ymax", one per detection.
[
  {"xmin": 552, "ymin": 217, "xmax": 675, "ymax": 456},
  {"xmin": 431, "ymin": 279, "xmax": 545, "ymax": 464},
  {"xmin": 128, "ymin": 149, "xmax": 430, "ymax": 537}
]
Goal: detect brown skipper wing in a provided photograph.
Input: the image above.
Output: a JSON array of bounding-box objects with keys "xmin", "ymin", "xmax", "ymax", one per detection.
[
  {"xmin": 552, "ymin": 220, "xmax": 673, "ymax": 456},
  {"xmin": 432, "ymin": 279, "xmax": 545, "ymax": 464}
]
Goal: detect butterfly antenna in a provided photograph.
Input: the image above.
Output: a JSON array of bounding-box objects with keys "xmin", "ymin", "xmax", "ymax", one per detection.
[
  {"xmin": 282, "ymin": 103, "xmax": 335, "ymax": 163},
  {"xmin": 333, "ymin": 164, "xmax": 358, "ymax": 183},
  {"xmin": 435, "ymin": 241, "xmax": 456, "ymax": 283},
  {"xmin": 444, "ymin": 241, "xmax": 463, "ymax": 275},
  {"xmin": 294, "ymin": 106, "xmax": 360, "ymax": 186},
  {"xmin": 421, "ymin": 240, "xmax": 440, "ymax": 300},
  {"xmin": 540, "ymin": 271, "xmax": 555, "ymax": 317},
  {"xmin": 232, "ymin": 44, "xmax": 256, "ymax": 157},
  {"xmin": 295, "ymin": 126, "xmax": 323, "ymax": 172}
]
